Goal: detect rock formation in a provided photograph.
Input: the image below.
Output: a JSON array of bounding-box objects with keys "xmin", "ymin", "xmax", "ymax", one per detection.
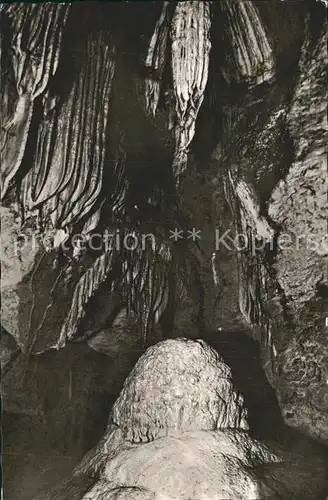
[
  {"xmin": 1, "ymin": 2, "xmax": 328, "ymax": 498},
  {"xmin": 37, "ymin": 340, "xmax": 327, "ymax": 500},
  {"xmin": 1, "ymin": 4, "xmax": 70, "ymax": 197},
  {"xmin": 112, "ymin": 338, "xmax": 249, "ymax": 442},
  {"xmin": 216, "ymin": 10, "xmax": 328, "ymax": 443}
]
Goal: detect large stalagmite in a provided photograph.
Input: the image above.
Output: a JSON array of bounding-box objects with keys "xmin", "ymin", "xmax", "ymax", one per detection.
[
  {"xmin": 112, "ymin": 339, "xmax": 249, "ymax": 442},
  {"xmin": 1, "ymin": 5, "xmax": 328, "ymax": 498},
  {"xmin": 39, "ymin": 340, "xmax": 284, "ymax": 500},
  {"xmin": 38, "ymin": 340, "xmax": 328, "ymax": 500}
]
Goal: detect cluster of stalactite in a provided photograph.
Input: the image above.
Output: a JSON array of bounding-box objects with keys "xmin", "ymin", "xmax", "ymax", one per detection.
[
  {"xmin": 144, "ymin": 0, "xmax": 274, "ymax": 178},
  {"xmin": 0, "ymin": 4, "xmax": 70, "ymax": 197},
  {"xmin": 1, "ymin": 0, "xmax": 275, "ymax": 226},
  {"xmin": 57, "ymin": 230, "xmax": 192, "ymax": 348},
  {"xmin": 20, "ymin": 31, "xmax": 116, "ymax": 233},
  {"xmin": 219, "ymin": 0, "xmax": 274, "ymax": 84},
  {"xmin": 14, "ymin": 222, "xmax": 188, "ymax": 354},
  {"xmin": 1, "ymin": 1, "xmax": 276, "ymax": 349}
]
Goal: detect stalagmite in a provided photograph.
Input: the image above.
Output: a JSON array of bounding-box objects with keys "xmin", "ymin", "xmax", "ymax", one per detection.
[
  {"xmin": 0, "ymin": 4, "xmax": 70, "ymax": 197},
  {"xmin": 112, "ymin": 339, "xmax": 249, "ymax": 443}
]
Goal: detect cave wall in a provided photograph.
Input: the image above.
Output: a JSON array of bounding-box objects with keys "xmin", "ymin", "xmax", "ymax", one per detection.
[{"xmin": 210, "ymin": 9, "xmax": 328, "ymax": 443}]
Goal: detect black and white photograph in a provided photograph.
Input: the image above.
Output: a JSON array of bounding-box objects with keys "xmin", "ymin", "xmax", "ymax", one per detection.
[{"xmin": 1, "ymin": 1, "xmax": 327, "ymax": 499}]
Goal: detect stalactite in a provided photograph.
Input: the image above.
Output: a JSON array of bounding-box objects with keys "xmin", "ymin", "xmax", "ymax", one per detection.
[
  {"xmin": 224, "ymin": 171, "xmax": 274, "ymax": 326},
  {"xmin": 234, "ymin": 178, "xmax": 274, "ymax": 241},
  {"xmin": 57, "ymin": 232, "xmax": 173, "ymax": 347},
  {"xmin": 219, "ymin": 0, "xmax": 274, "ymax": 84},
  {"xmin": 138, "ymin": 246, "xmax": 170, "ymax": 343},
  {"xmin": 110, "ymin": 159, "xmax": 129, "ymax": 218},
  {"xmin": 81, "ymin": 206, "xmax": 102, "ymax": 237},
  {"xmin": 120, "ymin": 239, "xmax": 171, "ymax": 343},
  {"xmin": 20, "ymin": 31, "xmax": 116, "ymax": 233},
  {"xmin": 57, "ymin": 245, "xmax": 116, "ymax": 347},
  {"xmin": 0, "ymin": 4, "xmax": 70, "ymax": 197},
  {"xmin": 170, "ymin": 1, "xmax": 211, "ymax": 178},
  {"xmin": 144, "ymin": 1, "xmax": 171, "ymax": 116}
]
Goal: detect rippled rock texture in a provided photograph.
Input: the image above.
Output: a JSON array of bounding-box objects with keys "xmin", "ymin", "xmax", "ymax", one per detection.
[
  {"xmin": 0, "ymin": 4, "xmax": 70, "ymax": 197},
  {"xmin": 215, "ymin": 13, "xmax": 328, "ymax": 443}
]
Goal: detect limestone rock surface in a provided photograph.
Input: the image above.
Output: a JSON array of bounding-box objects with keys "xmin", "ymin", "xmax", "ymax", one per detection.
[
  {"xmin": 112, "ymin": 338, "xmax": 249, "ymax": 442},
  {"xmin": 213, "ymin": 16, "xmax": 328, "ymax": 443},
  {"xmin": 82, "ymin": 430, "xmax": 278, "ymax": 500},
  {"xmin": 39, "ymin": 340, "xmax": 285, "ymax": 500}
]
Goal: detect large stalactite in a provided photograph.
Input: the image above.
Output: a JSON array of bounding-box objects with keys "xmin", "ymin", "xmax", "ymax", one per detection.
[
  {"xmin": 144, "ymin": 1, "xmax": 211, "ymax": 179},
  {"xmin": 144, "ymin": 1, "xmax": 172, "ymax": 117}
]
